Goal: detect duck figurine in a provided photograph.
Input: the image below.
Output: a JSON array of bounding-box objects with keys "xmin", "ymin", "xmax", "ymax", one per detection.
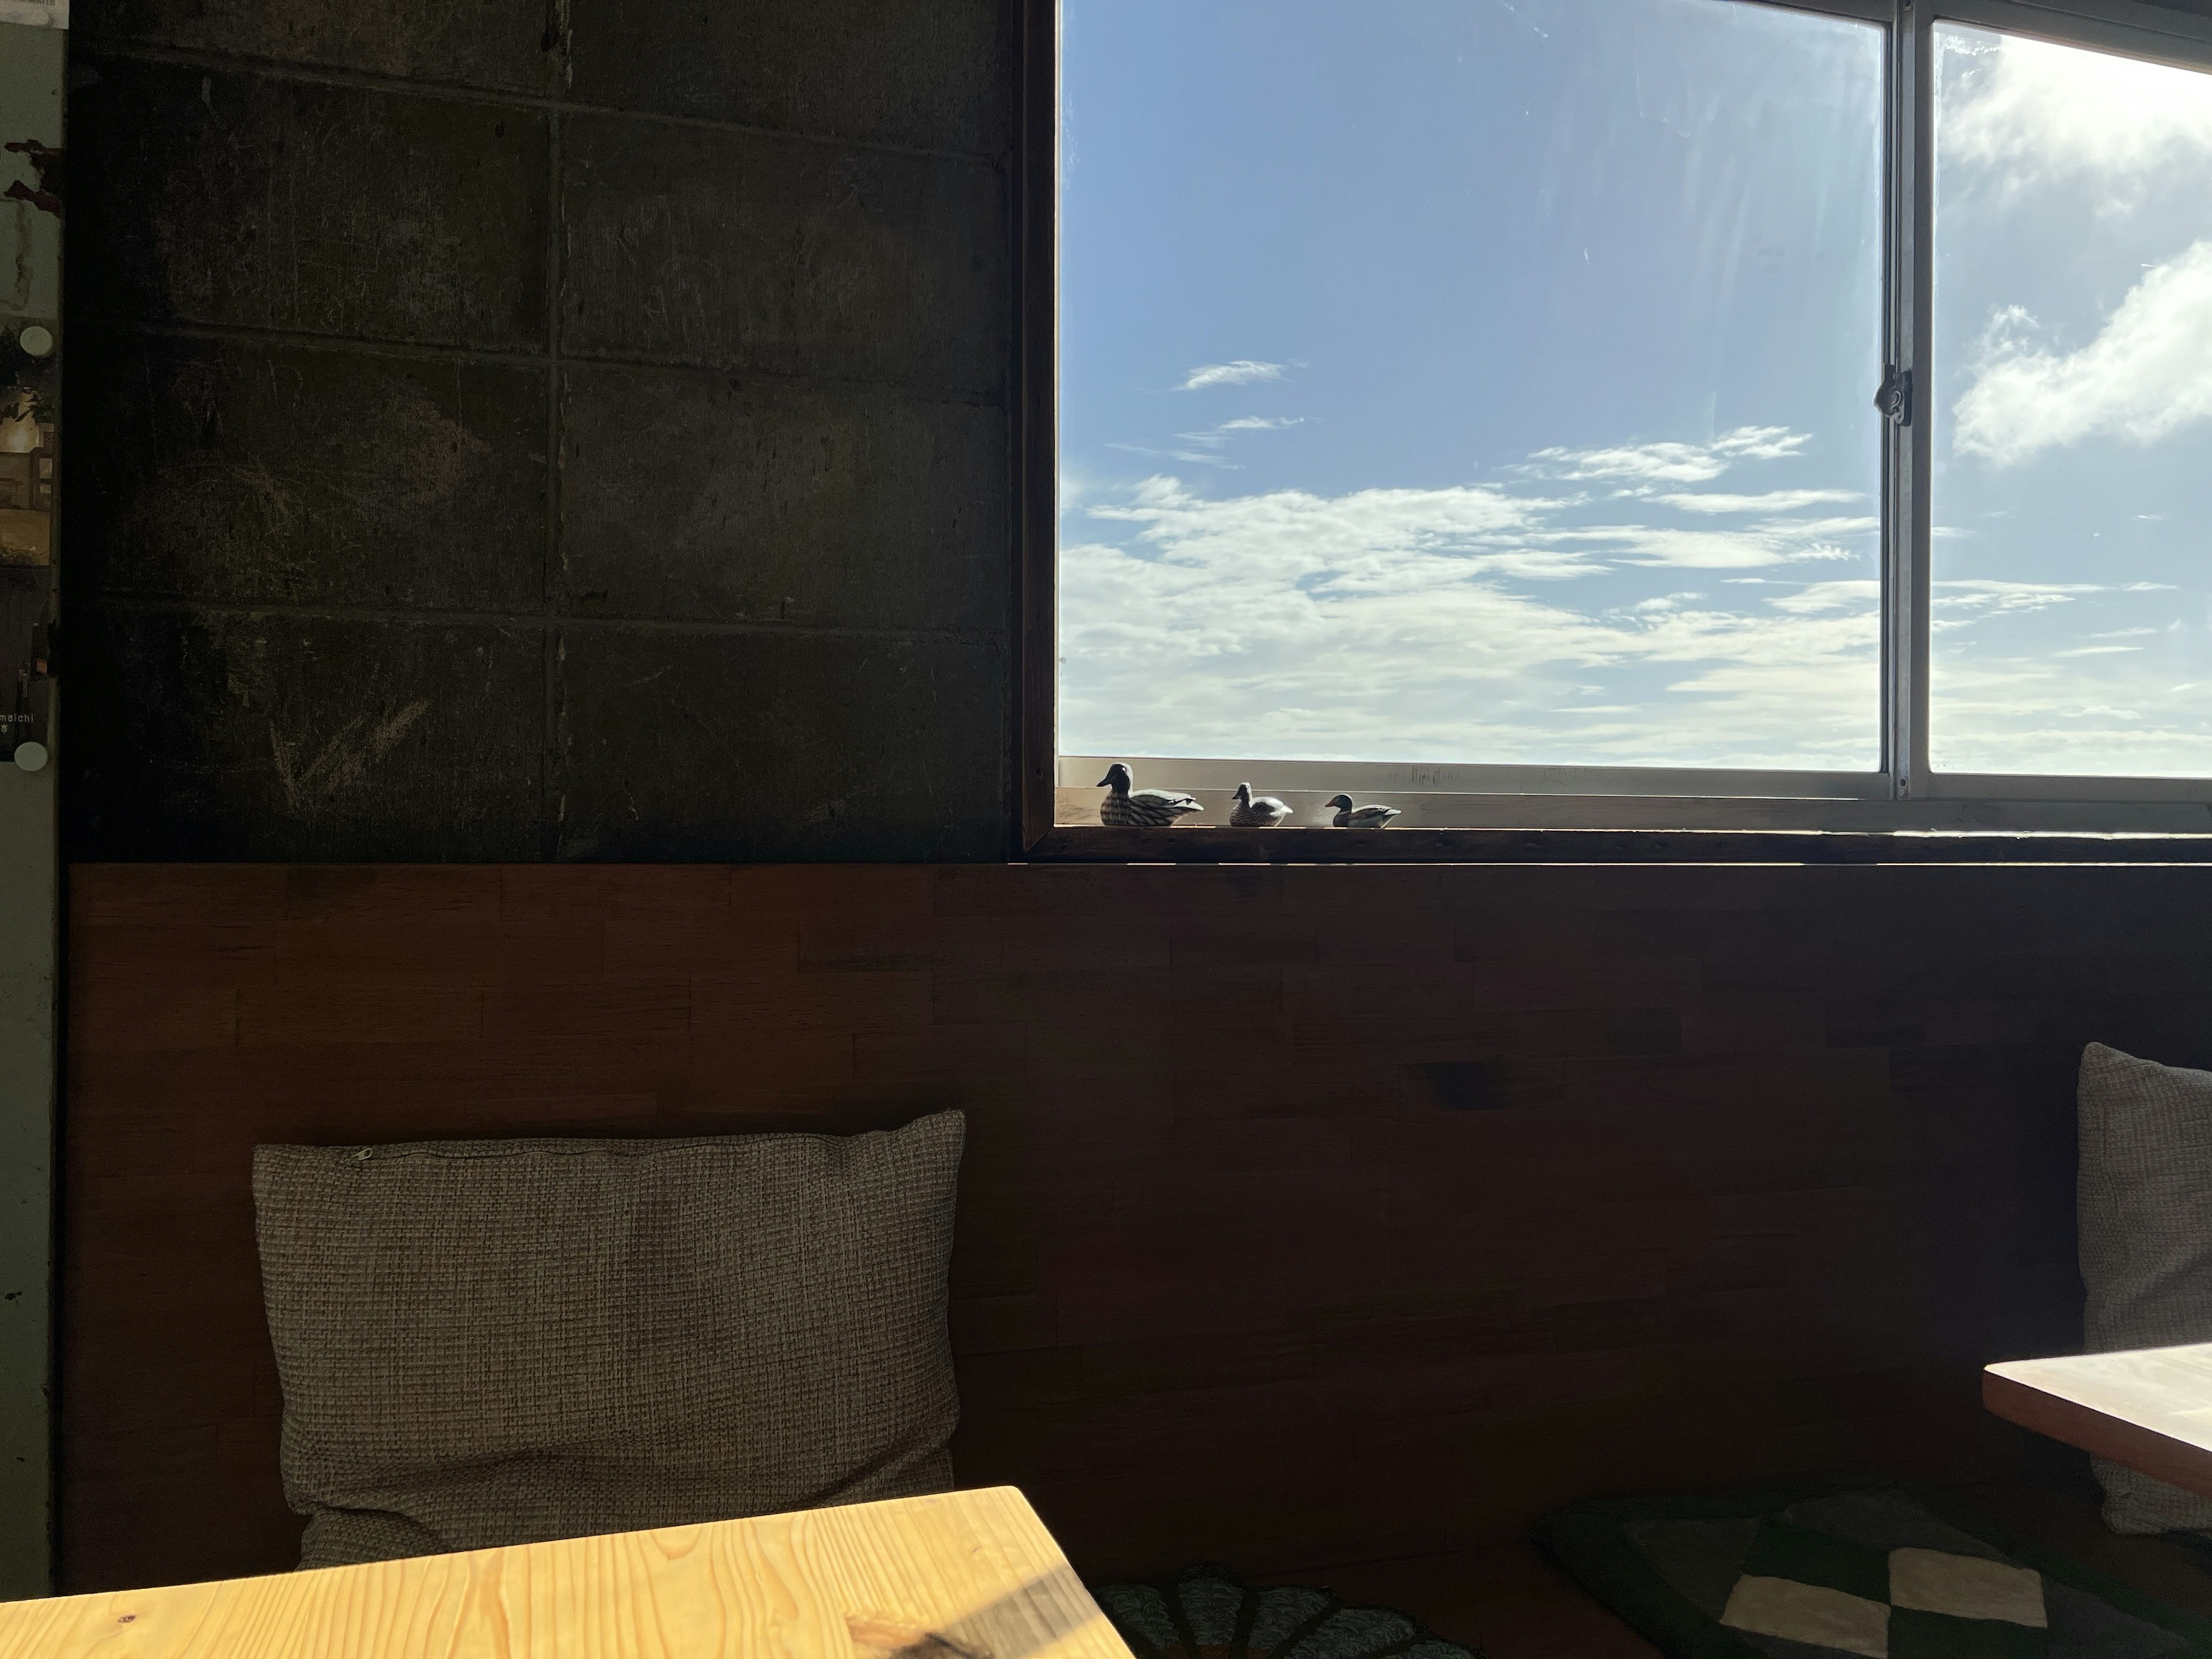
[
  {"xmin": 1324, "ymin": 793, "xmax": 1401, "ymax": 830},
  {"xmin": 1229, "ymin": 782, "xmax": 1290, "ymax": 827},
  {"xmin": 1097, "ymin": 762, "xmax": 1203, "ymax": 827}
]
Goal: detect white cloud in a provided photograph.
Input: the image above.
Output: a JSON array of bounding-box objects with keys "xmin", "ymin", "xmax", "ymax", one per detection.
[
  {"xmin": 1108, "ymin": 442, "xmax": 1240, "ymax": 469},
  {"xmin": 1952, "ymin": 241, "xmax": 2212, "ymax": 463},
  {"xmin": 1546, "ymin": 515, "xmax": 1876, "ymax": 570},
  {"xmin": 1779, "ymin": 516, "xmax": 1884, "ymax": 540},
  {"xmin": 1932, "ymin": 631, "xmax": 2212, "ymax": 777},
  {"xmin": 1936, "ymin": 579, "xmax": 2103, "ymax": 614},
  {"xmin": 1060, "ymin": 467, "xmax": 1881, "ymax": 768},
  {"xmin": 1086, "ymin": 475, "xmax": 1554, "ymax": 574},
  {"xmin": 1179, "ymin": 360, "xmax": 1286, "ymax": 391},
  {"xmin": 1521, "ymin": 425, "xmax": 1810, "ymax": 484},
  {"xmin": 1657, "ymin": 488, "xmax": 1863, "ymax": 515},
  {"xmin": 1770, "ymin": 580, "xmax": 1881, "ymax": 615},
  {"xmin": 1942, "ymin": 31, "xmax": 2212, "ymax": 186},
  {"xmin": 1175, "ymin": 416, "xmax": 1308, "ymax": 450}
]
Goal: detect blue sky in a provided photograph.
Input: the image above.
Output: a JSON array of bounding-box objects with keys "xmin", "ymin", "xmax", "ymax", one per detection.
[
  {"xmin": 1931, "ymin": 25, "xmax": 2212, "ymax": 777},
  {"xmin": 1059, "ymin": 0, "xmax": 2212, "ymax": 779}
]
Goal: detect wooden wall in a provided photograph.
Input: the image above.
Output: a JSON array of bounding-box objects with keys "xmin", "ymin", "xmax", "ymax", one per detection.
[{"xmin": 62, "ymin": 860, "xmax": 2212, "ymax": 1593}]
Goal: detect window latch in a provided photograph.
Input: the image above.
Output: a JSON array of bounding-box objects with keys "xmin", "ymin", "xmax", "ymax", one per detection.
[{"xmin": 1876, "ymin": 364, "xmax": 1913, "ymax": 426}]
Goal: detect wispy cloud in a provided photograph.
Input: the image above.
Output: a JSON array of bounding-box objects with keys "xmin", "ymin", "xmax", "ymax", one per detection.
[
  {"xmin": 1936, "ymin": 579, "xmax": 2104, "ymax": 614},
  {"xmin": 1520, "ymin": 425, "xmax": 1810, "ymax": 484},
  {"xmin": 1770, "ymin": 580, "xmax": 1881, "ymax": 615},
  {"xmin": 1176, "ymin": 415, "xmax": 1308, "ymax": 450},
  {"xmin": 1544, "ymin": 516, "xmax": 1876, "ymax": 570},
  {"xmin": 1086, "ymin": 475, "xmax": 1554, "ymax": 571},
  {"xmin": 1931, "ymin": 605, "xmax": 2212, "ymax": 775},
  {"xmin": 1952, "ymin": 241, "xmax": 2212, "ymax": 463},
  {"xmin": 1179, "ymin": 360, "xmax": 1286, "ymax": 391},
  {"xmin": 1108, "ymin": 442, "xmax": 1241, "ymax": 469},
  {"xmin": 1658, "ymin": 488, "xmax": 1863, "ymax": 515}
]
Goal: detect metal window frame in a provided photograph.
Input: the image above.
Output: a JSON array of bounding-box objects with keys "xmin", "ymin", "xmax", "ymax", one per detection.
[
  {"xmin": 1023, "ymin": 0, "xmax": 2212, "ymax": 851},
  {"xmin": 1906, "ymin": 0, "xmax": 2212, "ymax": 812}
]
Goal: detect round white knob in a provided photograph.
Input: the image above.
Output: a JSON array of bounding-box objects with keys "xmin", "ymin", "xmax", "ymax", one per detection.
[
  {"xmin": 13, "ymin": 741, "xmax": 48, "ymax": 772},
  {"xmin": 16, "ymin": 325, "xmax": 52, "ymax": 358}
]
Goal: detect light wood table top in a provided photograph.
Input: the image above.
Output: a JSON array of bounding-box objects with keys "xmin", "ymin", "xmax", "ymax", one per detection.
[
  {"xmin": 0, "ymin": 1486, "xmax": 1131, "ymax": 1659},
  {"xmin": 1986, "ymin": 1343, "xmax": 2212, "ymax": 1499}
]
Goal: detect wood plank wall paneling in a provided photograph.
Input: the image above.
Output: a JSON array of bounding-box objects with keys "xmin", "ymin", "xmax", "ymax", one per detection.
[{"xmin": 61, "ymin": 861, "xmax": 2212, "ymax": 1594}]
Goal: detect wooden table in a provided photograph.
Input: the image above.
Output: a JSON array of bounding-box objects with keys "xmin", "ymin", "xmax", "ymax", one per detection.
[
  {"xmin": 1986, "ymin": 1343, "xmax": 2212, "ymax": 1499},
  {"xmin": 0, "ymin": 1486, "xmax": 1132, "ymax": 1659}
]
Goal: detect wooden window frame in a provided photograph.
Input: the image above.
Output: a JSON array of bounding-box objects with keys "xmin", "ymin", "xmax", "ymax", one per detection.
[{"xmin": 1015, "ymin": 0, "xmax": 2212, "ymax": 863}]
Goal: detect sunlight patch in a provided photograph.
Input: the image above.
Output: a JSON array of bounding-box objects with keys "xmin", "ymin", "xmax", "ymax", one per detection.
[{"xmin": 1942, "ymin": 31, "xmax": 2212, "ymax": 188}]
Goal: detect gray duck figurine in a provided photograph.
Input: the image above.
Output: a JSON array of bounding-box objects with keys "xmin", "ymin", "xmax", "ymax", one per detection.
[
  {"xmin": 1324, "ymin": 793, "xmax": 1401, "ymax": 829},
  {"xmin": 1098, "ymin": 762, "xmax": 1203, "ymax": 827},
  {"xmin": 1229, "ymin": 782, "xmax": 1290, "ymax": 827}
]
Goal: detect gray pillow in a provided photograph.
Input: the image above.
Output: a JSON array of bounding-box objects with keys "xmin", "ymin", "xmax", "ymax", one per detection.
[
  {"xmin": 253, "ymin": 1110, "xmax": 964, "ymax": 1569},
  {"xmin": 2077, "ymin": 1043, "xmax": 2212, "ymax": 1532}
]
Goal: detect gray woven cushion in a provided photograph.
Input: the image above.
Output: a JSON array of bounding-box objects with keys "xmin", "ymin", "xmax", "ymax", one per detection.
[
  {"xmin": 253, "ymin": 1110, "xmax": 964, "ymax": 1569},
  {"xmin": 2077, "ymin": 1043, "xmax": 2212, "ymax": 1532}
]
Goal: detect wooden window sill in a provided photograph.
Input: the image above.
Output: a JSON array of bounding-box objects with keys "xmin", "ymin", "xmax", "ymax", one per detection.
[{"xmin": 1024, "ymin": 825, "xmax": 2212, "ymax": 865}]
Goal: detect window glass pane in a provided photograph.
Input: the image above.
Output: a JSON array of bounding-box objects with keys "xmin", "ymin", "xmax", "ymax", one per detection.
[
  {"xmin": 1060, "ymin": 0, "xmax": 1884, "ymax": 772},
  {"xmin": 1931, "ymin": 26, "xmax": 2212, "ymax": 778}
]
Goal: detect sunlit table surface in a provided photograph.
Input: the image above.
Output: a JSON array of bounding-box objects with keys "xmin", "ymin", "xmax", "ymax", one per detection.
[
  {"xmin": 0, "ymin": 1485, "xmax": 1132, "ymax": 1659},
  {"xmin": 1985, "ymin": 1342, "xmax": 2212, "ymax": 1500}
]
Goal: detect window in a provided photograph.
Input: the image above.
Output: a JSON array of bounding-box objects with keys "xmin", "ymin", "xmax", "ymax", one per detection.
[
  {"xmin": 1930, "ymin": 22, "xmax": 2212, "ymax": 786},
  {"xmin": 1037, "ymin": 0, "xmax": 2212, "ymax": 837}
]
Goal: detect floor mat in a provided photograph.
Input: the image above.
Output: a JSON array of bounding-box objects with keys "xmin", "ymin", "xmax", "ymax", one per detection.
[
  {"xmin": 1093, "ymin": 1562, "xmax": 1486, "ymax": 1659},
  {"xmin": 1535, "ymin": 1478, "xmax": 2212, "ymax": 1657}
]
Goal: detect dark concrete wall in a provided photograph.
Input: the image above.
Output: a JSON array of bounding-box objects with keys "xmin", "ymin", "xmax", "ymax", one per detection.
[{"xmin": 64, "ymin": 1, "xmax": 1017, "ymax": 861}]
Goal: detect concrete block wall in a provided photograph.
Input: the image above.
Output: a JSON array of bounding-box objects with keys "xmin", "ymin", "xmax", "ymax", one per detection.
[{"xmin": 64, "ymin": 0, "xmax": 1017, "ymax": 861}]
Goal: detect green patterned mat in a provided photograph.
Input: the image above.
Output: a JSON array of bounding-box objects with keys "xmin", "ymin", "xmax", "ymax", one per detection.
[
  {"xmin": 1536, "ymin": 1479, "xmax": 2212, "ymax": 1658},
  {"xmin": 1093, "ymin": 1563, "xmax": 1484, "ymax": 1659}
]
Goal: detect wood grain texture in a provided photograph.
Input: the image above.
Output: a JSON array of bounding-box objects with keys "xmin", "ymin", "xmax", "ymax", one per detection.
[
  {"xmin": 1029, "ymin": 825, "xmax": 2212, "ymax": 865},
  {"xmin": 1, "ymin": 1487, "xmax": 1123, "ymax": 1659},
  {"xmin": 1986, "ymin": 1346, "xmax": 2212, "ymax": 1499},
  {"xmin": 66, "ymin": 860, "xmax": 2212, "ymax": 1596}
]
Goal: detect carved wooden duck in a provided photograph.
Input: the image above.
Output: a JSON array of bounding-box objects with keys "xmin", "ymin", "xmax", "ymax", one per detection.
[
  {"xmin": 1229, "ymin": 782, "xmax": 1290, "ymax": 827},
  {"xmin": 1098, "ymin": 762, "xmax": 1203, "ymax": 827},
  {"xmin": 1324, "ymin": 793, "xmax": 1400, "ymax": 829}
]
